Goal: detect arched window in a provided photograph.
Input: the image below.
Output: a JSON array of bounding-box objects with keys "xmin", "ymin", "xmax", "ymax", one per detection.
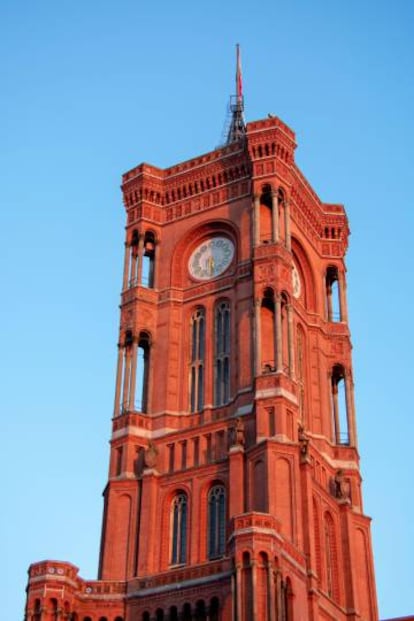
[
  {"xmin": 242, "ymin": 552, "xmax": 253, "ymax": 620},
  {"xmin": 169, "ymin": 607, "xmax": 178, "ymax": 621},
  {"xmin": 135, "ymin": 332, "xmax": 150, "ymax": 412},
  {"xmin": 190, "ymin": 308, "xmax": 205, "ymax": 412},
  {"xmin": 214, "ymin": 302, "xmax": 231, "ymax": 406},
  {"xmin": 281, "ymin": 293, "xmax": 289, "ymax": 372},
  {"xmin": 257, "ymin": 552, "xmax": 269, "ymax": 620},
  {"xmin": 209, "ymin": 597, "xmax": 219, "ymax": 621},
  {"xmin": 33, "ymin": 599, "xmax": 41, "ymax": 621},
  {"xmin": 182, "ymin": 603, "xmax": 192, "ymax": 621},
  {"xmin": 208, "ymin": 484, "xmax": 226, "ymax": 558},
  {"xmin": 260, "ymin": 185, "xmax": 273, "ymax": 243},
  {"xmin": 330, "ymin": 364, "xmax": 349, "ymax": 444},
  {"xmin": 171, "ymin": 492, "xmax": 188, "ymax": 565},
  {"xmin": 261, "ymin": 289, "xmax": 275, "ymax": 372},
  {"xmin": 326, "ymin": 266, "xmax": 340, "ymax": 321},
  {"xmin": 128, "ymin": 229, "xmax": 139, "ymax": 288},
  {"xmin": 280, "ymin": 577, "xmax": 293, "ymax": 621},
  {"xmin": 194, "ymin": 600, "xmax": 206, "ymax": 621},
  {"xmin": 141, "ymin": 231, "xmax": 156, "ymax": 288}
]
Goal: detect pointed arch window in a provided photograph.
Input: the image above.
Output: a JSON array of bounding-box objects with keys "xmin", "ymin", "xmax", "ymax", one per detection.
[
  {"xmin": 190, "ymin": 308, "xmax": 205, "ymax": 412},
  {"xmin": 171, "ymin": 492, "xmax": 188, "ymax": 565},
  {"xmin": 214, "ymin": 302, "xmax": 231, "ymax": 406},
  {"xmin": 208, "ymin": 484, "xmax": 226, "ymax": 558}
]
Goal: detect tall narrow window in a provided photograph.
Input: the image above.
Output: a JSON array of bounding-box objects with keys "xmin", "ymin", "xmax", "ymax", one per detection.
[
  {"xmin": 260, "ymin": 185, "xmax": 273, "ymax": 243},
  {"xmin": 261, "ymin": 289, "xmax": 275, "ymax": 372},
  {"xmin": 135, "ymin": 332, "xmax": 150, "ymax": 412},
  {"xmin": 330, "ymin": 364, "xmax": 349, "ymax": 445},
  {"xmin": 326, "ymin": 266, "xmax": 340, "ymax": 321},
  {"xmin": 208, "ymin": 484, "xmax": 226, "ymax": 558},
  {"xmin": 141, "ymin": 232, "xmax": 155, "ymax": 288},
  {"xmin": 171, "ymin": 492, "xmax": 188, "ymax": 565},
  {"xmin": 190, "ymin": 308, "xmax": 205, "ymax": 412},
  {"xmin": 128, "ymin": 230, "xmax": 139, "ymax": 288},
  {"xmin": 214, "ymin": 302, "xmax": 231, "ymax": 406},
  {"xmin": 281, "ymin": 293, "xmax": 289, "ymax": 373}
]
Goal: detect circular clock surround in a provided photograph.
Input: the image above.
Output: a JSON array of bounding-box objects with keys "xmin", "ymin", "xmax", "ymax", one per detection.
[
  {"xmin": 189, "ymin": 237, "xmax": 235, "ymax": 280},
  {"xmin": 292, "ymin": 263, "xmax": 301, "ymax": 298}
]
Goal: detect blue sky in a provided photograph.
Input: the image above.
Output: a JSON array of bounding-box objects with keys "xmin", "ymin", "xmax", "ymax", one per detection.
[{"xmin": 2, "ymin": 1, "xmax": 413, "ymax": 619}]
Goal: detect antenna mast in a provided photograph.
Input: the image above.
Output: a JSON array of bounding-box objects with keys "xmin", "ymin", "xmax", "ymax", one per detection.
[{"xmin": 226, "ymin": 44, "xmax": 246, "ymax": 144}]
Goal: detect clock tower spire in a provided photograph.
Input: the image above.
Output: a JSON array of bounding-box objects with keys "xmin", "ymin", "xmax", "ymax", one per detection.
[{"xmin": 226, "ymin": 43, "xmax": 246, "ymax": 144}]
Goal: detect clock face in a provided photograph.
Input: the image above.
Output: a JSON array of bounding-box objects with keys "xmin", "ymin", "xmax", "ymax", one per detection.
[
  {"xmin": 189, "ymin": 237, "xmax": 234, "ymax": 280},
  {"xmin": 292, "ymin": 263, "xmax": 301, "ymax": 298}
]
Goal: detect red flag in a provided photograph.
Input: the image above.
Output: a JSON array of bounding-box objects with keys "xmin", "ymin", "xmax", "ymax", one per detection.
[{"xmin": 236, "ymin": 44, "xmax": 243, "ymax": 98}]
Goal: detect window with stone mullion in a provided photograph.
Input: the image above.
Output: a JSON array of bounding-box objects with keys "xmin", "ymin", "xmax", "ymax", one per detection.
[
  {"xmin": 215, "ymin": 303, "xmax": 230, "ymax": 406},
  {"xmin": 208, "ymin": 485, "xmax": 226, "ymax": 559},
  {"xmin": 190, "ymin": 309, "xmax": 205, "ymax": 413},
  {"xmin": 171, "ymin": 493, "xmax": 187, "ymax": 565}
]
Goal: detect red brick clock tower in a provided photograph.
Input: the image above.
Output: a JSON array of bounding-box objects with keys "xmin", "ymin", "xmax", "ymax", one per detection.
[{"xmin": 25, "ymin": 54, "xmax": 379, "ymax": 621}]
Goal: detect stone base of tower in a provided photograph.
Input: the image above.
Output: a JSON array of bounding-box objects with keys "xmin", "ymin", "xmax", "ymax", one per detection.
[{"xmin": 25, "ymin": 548, "xmax": 377, "ymax": 621}]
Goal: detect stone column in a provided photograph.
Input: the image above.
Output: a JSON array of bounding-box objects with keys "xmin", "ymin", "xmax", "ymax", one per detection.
[
  {"xmin": 331, "ymin": 380, "xmax": 340, "ymax": 444},
  {"xmin": 122, "ymin": 242, "xmax": 130, "ymax": 291},
  {"xmin": 251, "ymin": 559, "xmax": 258, "ymax": 620},
  {"xmin": 268, "ymin": 562, "xmax": 276, "ymax": 621},
  {"xmin": 129, "ymin": 246, "xmax": 138, "ymax": 287},
  {"xmin": 122, "ymin": 348, "xmax": 132, "ymax": 412},
  {"xmin": 253, "ymin": 195, "xmax": 260, "ymax": 247},
  {"xmin": 229, "ymin": 445, "xmax": 244, "ymax": 515},
  {"xmin": 326, "ymin": 282, "xmax": 333, "ymax": 321},
  {"xmin": 338, "ymin": 270, "xmax": 349, "ymax": 323},
  {"xmin": 285, "ymin": 199, "xmax": 292, "ymax": 252},
  {"xmin": 113, "ymin": 345, "xmax": 124, "ymax": 416},
  {"xmin": 345, "ymin": 372, "xmax": 357, "ymax": 447},
  {"xmin": 150, "ymin": 243, "xmax": 156, "ymax": 288},
  {"xmin": 271, "ymin": 190, "xmax": 279, "ymax": 243},
  {"xmin": 231, "ymin": 571, "xmax": 237, "ymax": 621},
  {"xmin": 236, "ymin": 563, "xmax": 242, "ymax": 621},
  {"xmin": 254, "ymin": 299, "xmax": 262, "ymax": 376},
  {"xmin": 128, "ymin": 341, "xmax": 138, "ymax": 411},
  {"xmin": 275, "ymin": 295, "xmax": 283, "ymax": 373},
  {"xmin": 287, "ymin": 304, "xmax": 295, "ymax": 379}
]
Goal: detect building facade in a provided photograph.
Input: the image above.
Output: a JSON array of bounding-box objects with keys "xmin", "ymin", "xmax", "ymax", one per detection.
[{"xmin": 25, "ymin": 111, "xmax": 379, "ymax": 620}]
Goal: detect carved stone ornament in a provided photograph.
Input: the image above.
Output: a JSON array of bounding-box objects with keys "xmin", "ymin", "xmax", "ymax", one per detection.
[
  {"xmin": 333, "ymin": 469, "xmax": 351, "ymax": 502},
  {"xmin": 231, "ymin": 417, "xmax": 245, "ymax": 447},
  {"xmin": 144, "ymin": 441, "xmax": 158, "ymax": 469},
  {"xmin": 298, "ymin": 424, "xmax": 309, "ymax": 460}
]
